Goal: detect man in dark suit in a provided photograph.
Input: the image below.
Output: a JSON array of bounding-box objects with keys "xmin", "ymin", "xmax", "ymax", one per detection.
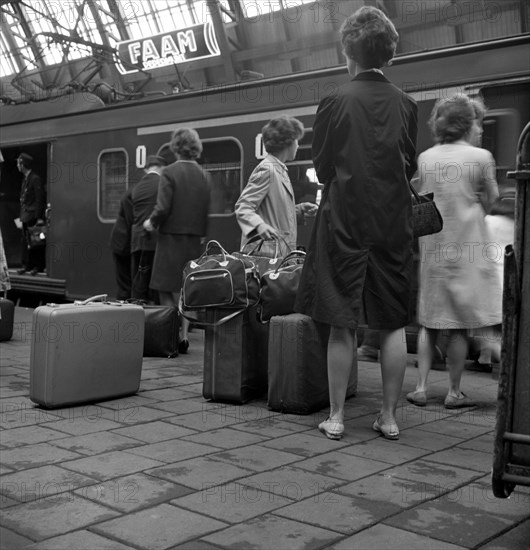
[
  {"xmin": 16, "ymin": 153, "xmax": 46, "ymax": 275},
  {"xmin": 130, "ymin": 155, "xmax": 167, "ymax": 301}
]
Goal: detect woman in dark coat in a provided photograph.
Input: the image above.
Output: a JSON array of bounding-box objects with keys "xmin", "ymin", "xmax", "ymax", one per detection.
[
  {"xmin": 295, "ymin": 6, "xmax": 418, "ymax": 440},
  {"xmin": 144, "ymin": 128, "xmax": 211, "ymax": 353}
]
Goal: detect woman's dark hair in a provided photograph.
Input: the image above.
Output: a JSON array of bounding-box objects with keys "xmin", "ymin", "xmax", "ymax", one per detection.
[
  {"xmin": 170, "ymin": 127, "xmax": 202, "ymax": 159},
  {"xmin": 262, "ymin": 115, "xmax": 305, "ymax": 155},
  {"xmin": 340, "ymin": 6, "xmax": 398, "ymax": 69},
  {"xmin": 429, "ymin": 94, "xmax": 485, "ymax": 144}
]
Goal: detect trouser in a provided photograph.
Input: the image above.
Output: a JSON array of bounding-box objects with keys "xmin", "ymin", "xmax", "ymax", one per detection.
[{"xmin": 112, "ymin": 252, "xmax": 132, "ymax": 301}]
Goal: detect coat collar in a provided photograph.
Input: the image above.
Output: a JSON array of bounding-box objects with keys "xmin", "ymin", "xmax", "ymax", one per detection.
[{"xmin": 352, "ymin": 71, "xmax": 390, "ymax": 84}]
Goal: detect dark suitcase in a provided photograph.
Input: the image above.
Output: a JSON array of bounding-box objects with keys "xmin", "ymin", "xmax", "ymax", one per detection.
[
  {"xmin": 203, "ymin": 309, "xmax": 267, "ymax": 404},
  {"xmin": 0, "ymin": 296, "xmax": 15, "ymax": 342},
  {"xmin": 30, "ymin": 295, "xmax": 145, "ymax": 408},
  {"xmin": 267, "ymin": 313, "xmax": 358, "ymax": 415},
  {"xmin": 142, "ymin": 305, "xmax": 180, "ymax": 357}
]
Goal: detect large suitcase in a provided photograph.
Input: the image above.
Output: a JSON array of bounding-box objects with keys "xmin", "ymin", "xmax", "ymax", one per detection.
[
  {"xmin": 267, "ymin": 313, "xmax": 358, "ymax": 415},
  {"xmin": 0, "ymin": 296, "xmax": 15, "ymax": 342},
  {"xmin": 30, "ymin": 295, "xmax": 145, "ymax": 408},
  {"xmin": 203, "ymin": 309, "xmax": 267, "ymax": 404}
]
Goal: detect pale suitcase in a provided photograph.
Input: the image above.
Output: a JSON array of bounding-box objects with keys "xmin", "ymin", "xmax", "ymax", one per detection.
[{"xmin": 30, "ymin": 295, "xmax": 145, "ymax": 408}]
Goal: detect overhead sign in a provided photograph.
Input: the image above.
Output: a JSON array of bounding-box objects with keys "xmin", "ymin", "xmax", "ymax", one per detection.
[{"xmin": 115, "ymin": 21, "xmax": 220, "ymax": 75}]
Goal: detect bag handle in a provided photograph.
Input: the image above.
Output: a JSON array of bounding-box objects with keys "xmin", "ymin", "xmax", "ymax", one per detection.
[
  {"xmin": 194, "ymin": 240, "xmax": 229, "ymax": 264},
  {"xmin": 243, "ymin": 234, "xmax": 291, "ymax": 259},
  {"xmin": 178, "ymin": 295, "xmax": 244, "ymax": 327},
  {"xmin": 74, "ymin": 294, "xmax": 108, "ymax": 305},
  {"xmin": 273, "ymin": 250, "xmax": 306, "ymax": 273}
]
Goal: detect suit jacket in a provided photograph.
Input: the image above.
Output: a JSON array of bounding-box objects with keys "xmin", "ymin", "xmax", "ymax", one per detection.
[
  {"xmin": 20, "ymin": 171, "xmax": 46, "ymax": 223},
  {"xmin": 150, "ymin": 160, "xmax": 211, "ymax": 236},
  {"xmin": 131, "ymin": 171, "xmax": 161, "ymax": 253},
  {"xmin": 109, "ymin": 188, "xmax": 133, "ymax": 255},
  {"xmin": 235, "ymin": 154, "xmax": 301, "ymax": 250}
]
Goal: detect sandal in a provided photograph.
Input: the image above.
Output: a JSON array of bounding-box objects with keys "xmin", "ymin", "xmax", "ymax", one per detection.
[
  {"xmin": 444, "ymin": 393, "xmax": 475, "ymax": 409},
  {"xmin": 318, "ymin": 418, "xmax": 344, "ymax": 440},
  {"xmin": 372, "ymin": 415, "xmax": 399, "ymax": 440},
  {"xmin": 406, "ymin": 390, "xmax": 427, "ymax": 407}
]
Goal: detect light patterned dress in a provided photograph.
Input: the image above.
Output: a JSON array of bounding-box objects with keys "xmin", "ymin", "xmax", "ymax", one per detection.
[{"xmin": 417, "ymin": 140, "xmax": 501, "ymax": 329}]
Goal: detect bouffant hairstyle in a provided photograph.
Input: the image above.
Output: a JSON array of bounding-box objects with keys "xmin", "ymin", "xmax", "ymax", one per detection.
[
  {"xmin": 170, "ymin": 127, "xmax": 202, "ymax": 159},
  {"xmin": 262, "ymin": 115, "xmax": 305, "ymax": 155},
  {"xmin": 428, "ymin": 94, "xmax": 486, "ymax": 144},
  {"xmin": 341, "ymin": 6, "xmax": 398, "ymax": 69}
]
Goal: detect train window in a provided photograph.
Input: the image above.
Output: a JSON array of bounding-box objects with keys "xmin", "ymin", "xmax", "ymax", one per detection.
[{"xmin": 97, "ymin": 149, "xmax": 129, "ymax": 222}]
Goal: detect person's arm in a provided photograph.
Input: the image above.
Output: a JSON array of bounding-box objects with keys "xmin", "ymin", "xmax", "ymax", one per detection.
[
  {"xmin": 479, "ymin": 151, "xmax": 500, "ymax": 214},
  {"xmin": 405, "ymin": 99, "xmax": 419, "ymax": 182},
  {"xmin": 312, "ymin": 95, "xmax": 336, "ymax": 185},
  {"xmin": 235, "ymin": 162, "xmax": 277, "ymax": 239},
  {"xmin": 146, "ymin": 170, "xmax": 173, "ymax": 230}
]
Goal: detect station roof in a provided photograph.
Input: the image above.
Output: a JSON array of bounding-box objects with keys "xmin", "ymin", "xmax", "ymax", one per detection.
[{"xmin": 1, "ymin": 0, "xmax": 528, "ymax": 105}]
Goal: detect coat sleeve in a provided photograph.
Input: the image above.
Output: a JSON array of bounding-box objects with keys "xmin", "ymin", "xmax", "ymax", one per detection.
[
  {"xmin": 312, "ymin": 95, "xmax": 336, "ymax": 185},
  {"xmin": 149, "ymin": 169, "xmax": 174, "ymax": 228},
  {"xmin": 405, "ymin": 99, "xmax": 418, "ymax": 182},
  {"xmin": 235, "ymin": 163, "xmax": 272, "ymax": 237}
]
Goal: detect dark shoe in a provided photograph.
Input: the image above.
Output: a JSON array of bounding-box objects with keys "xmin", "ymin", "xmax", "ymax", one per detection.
[
  {"xmin": 16, "ymin": 267, "xmax": 27, "ymax": 275},
  {"xmin": 406, "ymin": 390, "xmax": 427, "ymax": 407},
  {"xmin": 372, "ymin": 415, "xmax": 399, "ymax": 440},
  {"xmin": 178, "ymin": 339, "xmax": 189, "ymax": 354},
  {"xmin": 29, "ymin": 268, "xmax": 39, "ymax": 276},
  {"xmin": 465, "ymin": 360, "xmax": 492, "ymax": 373},
  {"xmin": 318, "ymin": 418, "xmax": 344, "ymax": 440},
  {"xmin": 444, "ymin": 393, "xmax": 476, "ymax": 409}
]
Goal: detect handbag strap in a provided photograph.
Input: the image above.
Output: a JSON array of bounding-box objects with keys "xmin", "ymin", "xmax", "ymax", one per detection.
[
  {"xmin": 178, "ymin": 295, "xmax": 244, "ymax": 327},
  {"xmin": 409, "ymin": 181, "xmax": 422, "ymax": 202}
]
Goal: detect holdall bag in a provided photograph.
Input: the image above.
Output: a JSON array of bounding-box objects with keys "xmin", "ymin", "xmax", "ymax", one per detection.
[
  {"xmin": 129, "ymin": 301, "xmax": 180, "ymax": 358},
  {"xmin": 233, "ymin": 235, "xmax": 292, "ymax": 277},
  {"xmin": 258, "ymin": 250, "xmax": 306, "ymax": 323},
  {"xmin": 410, "ymin": 183, "xmax": 443, "ymax": 238},
  {"xmin": 182, "ymin": 240, "xmax": 260, "ymax": 311}
]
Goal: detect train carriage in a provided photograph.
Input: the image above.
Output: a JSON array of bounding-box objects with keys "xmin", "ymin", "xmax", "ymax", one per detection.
[{"xmin": 0, "ymin": 34, "xmax": 529, "ymax": 301}]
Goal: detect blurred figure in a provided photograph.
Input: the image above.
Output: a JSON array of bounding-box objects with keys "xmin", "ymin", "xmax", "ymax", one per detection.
[
  {"xmin": 0, "ymin": 227, "xmax": 10, "ymax": 294},
  {"xmin": 295, "ymin": 6, "xmax": 418, "ymax": 441},
  {"xmin": 472, "ymin": 194, "xmax": 515, "ymax": 370},
  {"xmin": 235, "ymin": 115, "xmax": 317, "ymax": 251},
  {"xmin": 109, "ymin": 188, "xmax": 133, "ymax": 301},
  {"xmin": 407, "ymin": 94, "xmax": 500, "ymax": 409},
  {"xmin": 130, "ymin": 155, "xmax": 167, "ymax": 302},
  {"xmin": 16, "ymin": 153, "xmax": 46, "ymax": 275},
  {"xmin": 144, "ymin": 128, "xmax": 211, "ymax": 354}
]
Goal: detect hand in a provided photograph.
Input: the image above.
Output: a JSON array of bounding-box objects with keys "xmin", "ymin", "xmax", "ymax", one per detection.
[
  {"xmin": 301, "ymin": 202, "xmax": 318, "ymax": 217},
  {"xmin": 143, "ymin": 219, "xmax": 154, "ymax": 232},
  {"xmin": 256, "ymin": 223, "xmax": 279, "ymax": 240}
]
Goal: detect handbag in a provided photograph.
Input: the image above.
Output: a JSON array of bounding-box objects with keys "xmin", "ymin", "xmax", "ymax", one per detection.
[
  {"xmin": 410, "ymin": 183, "xmax": 444, "ymax": 238},
  {"xmin": 131, "ymin": 250, "xmax": 151, "ymax": 301},
  {"xmin": 27, "ymin": 223, "xmax": 47, "ymax": 249},
  {"xmin": 233, "ymin": 235, "xmax": 292, "ymax": 276},
  {"xmin": 258, "ymin": 250, "xmax": 306, "ymax": 323},
  {"xmin": 128, "ymin": 300, "xmax": 180, "ymax": 357},
  {"xmin": 181, "ymin": 240, "xmax": 260, "ymax": 311}
]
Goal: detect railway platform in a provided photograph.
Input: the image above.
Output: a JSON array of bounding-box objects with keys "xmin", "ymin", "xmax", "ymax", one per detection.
[{"xmin": 1, "ymin": 307, "xmax": 529, "ymax": 550}]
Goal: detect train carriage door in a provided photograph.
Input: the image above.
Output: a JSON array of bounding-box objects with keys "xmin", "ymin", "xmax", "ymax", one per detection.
[{"xmin": 0, "ymin": 143, "xmax": 49, "ymax": 272}]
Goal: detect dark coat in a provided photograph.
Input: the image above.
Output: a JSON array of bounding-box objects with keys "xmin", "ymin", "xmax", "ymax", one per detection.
[
  {"xmin": 131, "ymin": 171, "xmax": 161, "ymax": 253},
  {"xmin": 109, "ymin": 188, "xmax": 133, "ymax": 255},
  {"xmin": 150, "ymin": 160, "xmax": 211, "ymax": 236},
  {"xmin": 295, "ymin": 71, "xmax": 418, "ymax": 329},
  {"xmin": 20, "ymin": 171, "xmax": 46, "ymax": 223}
]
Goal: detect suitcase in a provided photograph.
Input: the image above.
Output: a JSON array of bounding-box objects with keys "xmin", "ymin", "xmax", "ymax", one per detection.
[
  {"xmin": 142, "ymin": 305, "xmax": 180, "ymax": 358},
  {"xmin": 0, "ymin": 296, "xmax": 15, "ymax": 342},
  {"xmin": 267, "ymin": 313, "xmax": 358, "ymax": 415},
  {"xmin": 203, "ymin": 309, "xmax": 267, "ymax": 403},
  {"xmin": 30, "ymin": 295, "xmax": 145, "ymax": 408}
]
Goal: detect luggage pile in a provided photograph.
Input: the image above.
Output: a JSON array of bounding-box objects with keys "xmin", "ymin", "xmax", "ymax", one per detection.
[{"xmin": 180, "ymin": 239, "xmax": 358, "ymax": 412}]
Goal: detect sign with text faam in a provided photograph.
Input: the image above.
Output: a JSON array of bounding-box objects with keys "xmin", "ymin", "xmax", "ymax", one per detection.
[{"xmin": 115, "ymin": 21, "xmax": 220, "ymax": 75}]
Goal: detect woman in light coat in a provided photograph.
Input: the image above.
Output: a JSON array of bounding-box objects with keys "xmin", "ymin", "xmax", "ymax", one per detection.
[
  {"xmin": 235, "ymin": 115, "xmax": 317, "ymax": 252},
  {"xmin": 407, "ymin": 94, "xmax": 500, "ymax": 409}
]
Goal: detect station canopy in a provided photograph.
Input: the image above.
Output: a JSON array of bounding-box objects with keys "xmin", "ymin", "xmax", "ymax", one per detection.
[{"xmin": 0, "ymin": 0, "xmax": 527, "ymax": 104}]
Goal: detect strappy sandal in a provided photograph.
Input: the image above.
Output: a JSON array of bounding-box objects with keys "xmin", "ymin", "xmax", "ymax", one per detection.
[{"xmin": 318, "ymin": 418, "xmax": 344, "ymax": 440}]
